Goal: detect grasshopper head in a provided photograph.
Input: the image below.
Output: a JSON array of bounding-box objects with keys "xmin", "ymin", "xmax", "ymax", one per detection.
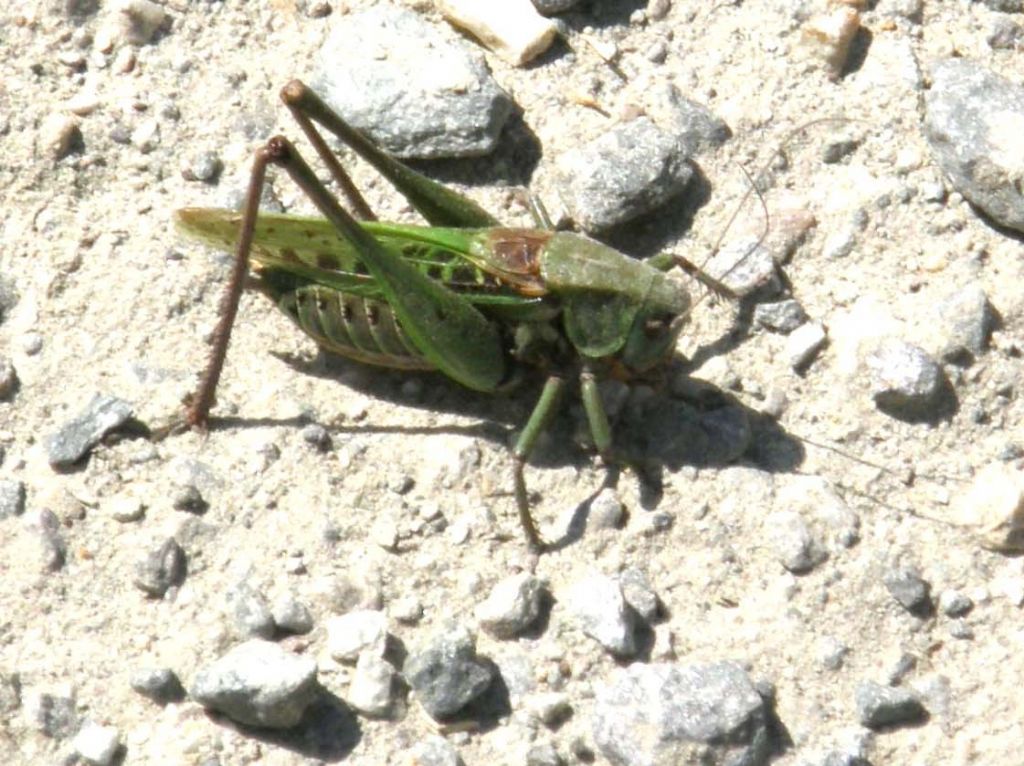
[{"xmin": 618, "ymin": 296, "xmax": 688, "ymax": 374}]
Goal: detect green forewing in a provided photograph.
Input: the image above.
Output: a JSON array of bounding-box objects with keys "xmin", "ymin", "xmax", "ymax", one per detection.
[{"xmin": 175, "ymin": 208, "xmax": 508, "ymax": 391}]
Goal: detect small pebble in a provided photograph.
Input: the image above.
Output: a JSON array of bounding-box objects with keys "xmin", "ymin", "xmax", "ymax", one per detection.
[
  {"xmin": 647, "ymin": 0, "xmax": 671, "ymax": 21},
  {"xmin": 271, "ymin": 592, "xmax": 314, "ymax": 635},
  {"xmin": 565, "ymin": 572, "xmax": 637, "ymax": 657},
  {"xmin": 72, "ymin": 721, "xmax": 121, "ymax": 766},
  {"xmin": 437, "ymin": 0, "xmax": 558, "ymax": 66},
  {"xmin": 476, "ymin": 573, "xmax": 545, "ymax": 638},
  {"xmin": 107, "ymin": 493, "xmax": 145, "ymax": 523},
  {"xmin": 587, "ymin": 488, "xmax": 624, "ymax": 531},
  {"xmin": 25, "ymin": 689, "xmax": 78, "ymax": 738},
  {"xmin": 866, "ymin": 340, "xmax": 943, "ymax": 417},
  {"xmin": 949, "ymin": 620, "xmax": 974, "ymax": 640},
  {"xmin": 326, "ymin": 609, "xmax": 388, "ymax": 662},
  {"xmin": 766, "ymin": 510, "xmax": 827, "ymax": 573},
  {"xmin": 526, "ymin": 742, "xmax": 563, "ymax": 766},
  {"xmin": 883, "ymin": 565, "xmax": 932, "ymax": 616},
  {"xmin": 754, "ymin": 300, "xmax": 807, "ymax": 334},
  {"xmin": 0, "ymin": 480, "xmax": 26, "ymax": 519},
  {"xmin": 348, "ymin": 651, "xmax": 396, "ymax": 717},
  {"xmin": 39, "ymin": 113, "xmax": 81, "ymax": 160},
  {"xmin": 822, "ymin": 226, "xmax": 857, "ymax": 259},
  {"xmin": 800, "ymin": 7, "xmax": 861, "ymax": 80},
  {"xmin": 132, "ymin": 537, "xmax": 185, "ymax": 597},
  {"xmin": 226, "ymin": 582, "xmax": 276, "ymax": 639},
  {"xmin": 938, "ymin": 589, "xmax": 973, "ymax": 618},
  {"xmin": 171, "ymin": 483, "xmax": 206, "ymax": 514},
  {"xmin": 21, "ymin": 332, "xmax": 43, "ymax": 355},
  {"xmin": 26, "ymin": 509, "xmax": 66, "ymax": 572},
  {"xmin": 855, "ymin": 681, "xmax": 927, "ymax": 729},
  {"xmin": 618, "ymin": 567, "xmax": 660, "ymax": 622},
  {"xmin": 301, "ymin": 423, "xmax": 332, "ymax": 452},
  {"xmin": 411, "ymin": 735, "xmax": 463, "ymax": 766},
  {"xmin": 181, "ymin": 151, "xmax": 223, "ymax": 183},
  {"xmin": 130, "ymin": 667, "xmax": 186, "ymax": 704},
  {"xmin": 817, "ymin": 636, "xmax": 850, "ymax": 671},
  {"xmin": 525, "ymin": 691, "xmax": 572, "ymax": 727},
  {"xmin": 786, "ymin": 322, "xmax": 827, "ymax": 371}
]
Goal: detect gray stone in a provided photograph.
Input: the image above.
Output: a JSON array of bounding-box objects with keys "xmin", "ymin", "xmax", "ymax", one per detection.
[
  {"xmin": 930, "ymin": 284, "xmax": 991, "ymax": 362},
  {"xmin": 181, "ymin": 151, "xmax": 222, "ymax": 183},
  {"xmin": 404, "ymin": 622, "xmax": 493, "ymax": 718},
  {"xmin": 0, "ymin": 479, "xmax": 26, "ymax": 519},
  {"xmin": 988, "ymin": 16, "xmax": 1023, "ymax": 50},
  {"xmin": 190, "ymin": 639, "xmax": 319, "ymax": 729},
  {"xmin": 855, "ymin": 681, "xmax": 927, "ymax": 729},
  {"xmin": 171, "ymin": 483, "xmax": 206, "ymax": 514},
  {"xmin": 301, "ymin": 423, "xmax": 332, "ymax": 452},
  {"xmin": 883, "ymin": 566, "xmax": 932, "ymax": 616},
  {"xmin": 703, "ymin": 239, "xmax": 781, "ymax": 299},
  {"xmin": 412, "ymin": 735, "xmax": 463, "ymax": 766},
  {"xmin": 226, "ymin": 582, "xmax": 275, "ymax": 639},
  {"xmin": 271, "ymin": 593, "xmax": 314, "ymax": 635},
  {"xmin": 566, "ymin": 573, "xmax": 637, "ymax": 657},
  {"xmin": 348, "ymin": 652, "xmax": 396, "ymax": 717},
  {"xmin": 26, "ymin": 509, "xmax": 66, "ymax": 571},
  {"xmin": 618, "ymin": 567, "xmax": 660, "ymax": 622},
  {"xmin": 130, "ymin": 667, "xmax": 185, "ymax": 704},
  {"xmin": 326, "ymin": 609, "xmax": 388, "ymax": 662},
  {"xmin": 556, "ymin": 116, "xmax": 693, "ymax": 232},
  {"xmin": 786, "ymin": 322, "xmax": 828, "ymax": 370},
  {"xmin": 25, "ymin": 689, "xmax": 78, "ymax": 739},
  {"xmin": 924, "ymin": 60, "xmax": 1024, "ymax": 233},
  {"xmin": 664, "ymin": 91, "xmax": 731, "ymax": 155},
  {"xmin": 72, "ymin": 721, "xmax": 121, "ymax": 766},
  {"xmin": 766, "ymin": 510, "xmax": 828, "ymax": 573},
  {"xmin": 45, "ymin": 394, "xmax": 133, "ymax": 467},
  {"xmin": 754, "ymin": 300, "xmax": 808, "ymax": 334},
  {"xmin": 314, "ymin": 6, "xmax": 512, "ymax": 159},
  {"xmin": 593, "ymin": 662, "xmax": 770, "ymax": 766},
  {"xmin": 476, "ymin": 573, "xmax": 544, "ymax": 638},
  {"xmin": 587, "ymin": 488, "xmax": 625, "ymax": 531},
  {"xmin": 938, "ymin": 589, "xmax": 973, "ymax": 617},
  {"xmin": 866, "ymin": 340, "xmax": 943, "ymax": 417},
  {"xmin": 133, "ymin": 537, "xmax": 185, "ymax": 597},
  {"xmin": 526, "ymin": 741, "xmax": 564, "ymax": 766}
]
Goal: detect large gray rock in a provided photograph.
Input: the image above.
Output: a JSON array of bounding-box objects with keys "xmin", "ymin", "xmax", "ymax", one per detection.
[
  {"xmin": 404, "ymin": 622, "xmax": 493, "ymax": 718},
  {"xmin": 556, "ymin": 116, "xmax": 694, "ymax": 232},
  {"xmin": 593, "ymin": 662, "xmax": 770, "ymax": 766},
  {"xmin": 190, "ymin": 640, "xmax": 319, "ymax": 729},
  {"xmin": 314, "ymin": 6, "xmax": 512, "ymax": 159},
  {"xmin": 924, "ymin": 60, "xmax": 1024, "ymax": 233}
]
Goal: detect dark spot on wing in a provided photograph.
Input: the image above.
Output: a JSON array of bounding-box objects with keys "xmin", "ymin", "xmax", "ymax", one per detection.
[
  {"xmin": 316, "ymin": 252, "xmax": 335, "ymax": 269},
  {"xmin": 367, "ymin": 304, "xmax": 379, "ymax": 326}
]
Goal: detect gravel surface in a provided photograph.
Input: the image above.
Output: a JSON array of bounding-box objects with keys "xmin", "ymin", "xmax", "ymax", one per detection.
[{"xmin": 3, "ymin": 0, "xmax": 1024, "ymax": 764}]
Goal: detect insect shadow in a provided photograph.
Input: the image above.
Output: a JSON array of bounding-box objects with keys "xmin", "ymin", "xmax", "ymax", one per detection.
[{"xmin": 266, "ymin": 344, "xmax": 806, "ymax": 528}]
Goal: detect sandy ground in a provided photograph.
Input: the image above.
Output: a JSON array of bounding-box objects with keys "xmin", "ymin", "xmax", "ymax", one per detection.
[{"xmin": 3, "ymin": 0, "xmax": 1024, "ymax": 764}]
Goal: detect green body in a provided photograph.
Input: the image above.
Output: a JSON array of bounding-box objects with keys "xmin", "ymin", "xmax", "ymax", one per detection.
[{"xmin": 174, "ymin": 210, "xmax": 690, "ymax": 387}]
